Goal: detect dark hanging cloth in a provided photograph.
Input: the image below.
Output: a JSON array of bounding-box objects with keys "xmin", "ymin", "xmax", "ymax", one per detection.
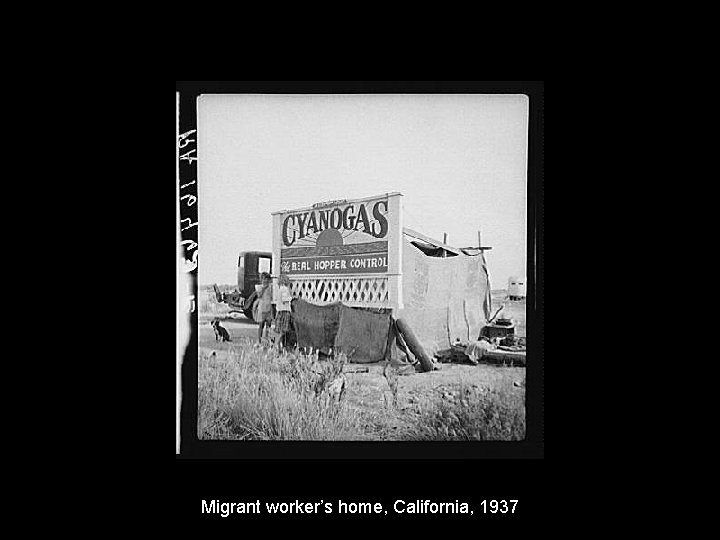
[
  {"xmin": 334, "ymin": 305, "xmax": 392, "ymax": 363},
  {"xmin": 292, "ymin": 298, "xmax": 341, "ymax": 351}
]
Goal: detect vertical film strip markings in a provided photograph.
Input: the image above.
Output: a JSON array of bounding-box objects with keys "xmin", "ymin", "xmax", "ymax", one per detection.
[{"xmin": 178, "ymin": 128, "xmax": 198, "ymax": 310}]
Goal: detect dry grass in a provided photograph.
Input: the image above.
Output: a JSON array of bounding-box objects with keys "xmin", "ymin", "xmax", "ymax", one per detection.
[
  {"xmin": 401, "ymin": 382, "xmax": 526, "ymax": 440},
  {"xmin": 198, "ymin": 339, "xmax": 526, "ymax": 441},
  {"xmin": 198, "ymin": 341, "xmax": 360, "ymax": 440}
]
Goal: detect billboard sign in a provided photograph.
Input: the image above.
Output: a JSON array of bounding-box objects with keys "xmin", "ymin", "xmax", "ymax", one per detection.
[{"xmin": 272, "ymin": 193, "xmax": 402, "ymax": 276}]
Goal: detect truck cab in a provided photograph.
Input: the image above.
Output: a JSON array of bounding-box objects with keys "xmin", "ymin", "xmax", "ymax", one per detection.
[
  {"xmin": 238, "ymin": 251, "xmax": 272, "ymax": 297},
  {"xmin": 213, "ymin": 251, "xmax": 273, "ymax": 321},
  {"xmin": 236, "ymin": 251, "xmax": 272, "ymax": 320}
]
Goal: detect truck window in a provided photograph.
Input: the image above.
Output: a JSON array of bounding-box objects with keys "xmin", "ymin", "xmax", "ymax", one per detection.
[
  {"xmin": 258, "ymin": 257, "xmax": 271, "ymax": 274},
  {"xmin": 238, "ymin": 255, "xmax": 245, "ymax": 269}
]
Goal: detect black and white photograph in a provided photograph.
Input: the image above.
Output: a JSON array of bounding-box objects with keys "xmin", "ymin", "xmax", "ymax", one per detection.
[{"xmin": 177, "ymin": 84, "xmax": 541, "ymax": 449}]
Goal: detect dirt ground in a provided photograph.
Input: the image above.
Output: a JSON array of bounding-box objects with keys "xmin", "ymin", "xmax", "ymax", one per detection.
[{"xmin": 198, "ymin": 289, "xmax": 526, "ymax": 439}]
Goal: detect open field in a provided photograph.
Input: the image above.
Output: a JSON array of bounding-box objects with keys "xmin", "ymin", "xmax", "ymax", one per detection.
[{"xmin": 198, "ymin": 286, "xmax": 526, "ymax": 441}]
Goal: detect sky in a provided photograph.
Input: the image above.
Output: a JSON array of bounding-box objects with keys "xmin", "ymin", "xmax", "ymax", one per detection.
[{"xmin": 197, "ymin": 94, "xmax": 528, "ymax": 289}]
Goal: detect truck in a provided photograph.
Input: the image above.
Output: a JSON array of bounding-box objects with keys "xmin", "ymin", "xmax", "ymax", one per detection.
[{"xmin": 213, "ymin": 251, "xmax": 272, "ymax": 321}]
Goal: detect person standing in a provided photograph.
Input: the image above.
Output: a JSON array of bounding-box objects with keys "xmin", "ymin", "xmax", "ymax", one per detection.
[
  {"xmin": 256, "ymin": 272, "xmax": 274, "ymax": 344},
  {"xmin": 275, "ymin": 274, "xmax": 293, "ymax": 352}
]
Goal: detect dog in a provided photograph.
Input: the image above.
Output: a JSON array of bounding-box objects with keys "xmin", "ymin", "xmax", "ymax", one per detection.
[{"xmin": 210, "ymin": 319, "xmax": 231, "ymax": 342}]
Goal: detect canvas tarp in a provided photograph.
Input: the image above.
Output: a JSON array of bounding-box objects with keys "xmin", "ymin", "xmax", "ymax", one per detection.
[
  {"xmin": 396, "ymin": 235, "xmax": 491, "ymax": 357},
  {"xmin": 334, "ymin": 306, "xmax": 392, "ymax": 363},
  {"xmin": 292, "ymin": 299, "xmax": 392, "ymax": 362},
  {"xmin": 292, "ymin": 299, "xmax": 341, "ymax": 352}
]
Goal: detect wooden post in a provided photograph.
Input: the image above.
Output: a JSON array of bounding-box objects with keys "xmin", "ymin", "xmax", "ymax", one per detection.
[
  {"xmin": 477, "ymin": 229, "xmax": 482, "ymax": 249},
  {"xmin": 443, "ymin": 233, "xmax": 447, "ymax": 258},
  {"xmin": 387, "ymin": 192, "xmax": 404, "ymax": 311}
]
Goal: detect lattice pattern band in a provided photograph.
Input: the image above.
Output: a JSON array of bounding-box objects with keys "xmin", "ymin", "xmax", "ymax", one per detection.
[{"xmin": 289, "ymin": 276, "xmax": 389, "ymax": 308}]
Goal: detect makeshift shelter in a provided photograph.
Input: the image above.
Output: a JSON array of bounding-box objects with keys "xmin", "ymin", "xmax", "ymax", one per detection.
[
  {"xmin": 271, "ymin": 192, "xmax": 492, "ymax": 365},
  {"xmin": 397, "ymin": 228, "xmax": 492, "ymax": 358}
]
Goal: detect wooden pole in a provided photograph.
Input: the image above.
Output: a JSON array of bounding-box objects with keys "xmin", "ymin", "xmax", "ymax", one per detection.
[
  {"xmin": 443, "ymin": 233, "xmax": 447, "ymax": 258},
  {"xmin": 477, "ymin": 229, "xmax": 482, "ymax": 248}
]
